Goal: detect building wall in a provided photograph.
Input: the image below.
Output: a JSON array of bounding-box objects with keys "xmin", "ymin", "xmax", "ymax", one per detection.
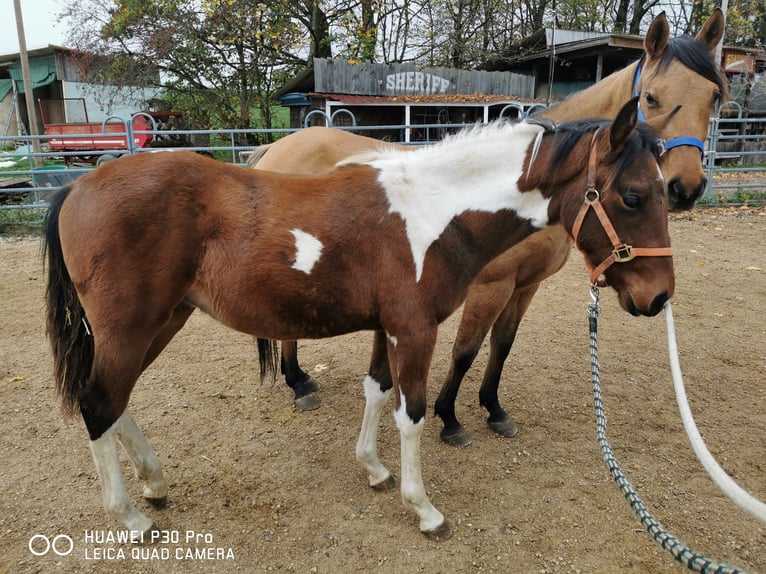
[{"xmin": 61, "ymin": 81, "xmax": 160, "ymax": 123}]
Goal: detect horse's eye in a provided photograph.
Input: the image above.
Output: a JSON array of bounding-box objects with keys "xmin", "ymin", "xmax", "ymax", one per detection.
[
  {"xmin": 645, "ymin": 93, "xmax": 659, "ymax": 108},
  {"xmin": 623, "ymin": 194, "xmax": 642, "ymax": 209}
]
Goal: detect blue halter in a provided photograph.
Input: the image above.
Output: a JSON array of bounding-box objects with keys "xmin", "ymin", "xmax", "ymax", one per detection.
[{"xmin": 632, "ymin": 60, "xmax": 705, "ymax": 157}]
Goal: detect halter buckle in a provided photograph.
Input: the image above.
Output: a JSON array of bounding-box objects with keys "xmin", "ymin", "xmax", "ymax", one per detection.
[
  {"xmin": 656, "ymin": 138, "xmax": 667, "ymax": 157},
  {"xmin": 612, "ymin": 244, "xmax": 635, "ymax": 262},
  {"xmin": 584, "ymin": 188, "xmax": 599, "ymax": 203}
]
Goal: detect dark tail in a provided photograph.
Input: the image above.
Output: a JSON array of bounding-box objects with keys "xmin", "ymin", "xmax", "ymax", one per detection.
[
  {"xmin": 42, "ymin": 187, "xmax": 93, "ymax": 417},
  {"xmin": 256, "ymin": 338, "xmax": 279, "ymax": 381},
  {"xmin": 245, "ymin": 144, "xmax": 272, "ymax": 168}
]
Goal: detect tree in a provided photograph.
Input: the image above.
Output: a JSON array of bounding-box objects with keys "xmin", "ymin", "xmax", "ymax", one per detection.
[
  {"xmin": 61, "ymin": 0, "xmax": 306, "ymax": 137},
  {"xmin": 58, "ymin": 0, "xmax": 764, "ymax": 139},
  {"xmin": 614, "ymin": 0, "xmax": 661, "ymax": 34}
]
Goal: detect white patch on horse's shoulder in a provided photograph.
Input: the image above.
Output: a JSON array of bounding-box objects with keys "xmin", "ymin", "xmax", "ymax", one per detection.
[
  {"xmin": 386, "ymin": 333, "xmax": 398, "ymax": 348},
  {"xmin": 290, "ymin": 229, "xmax": 323, "ymax": 274}
]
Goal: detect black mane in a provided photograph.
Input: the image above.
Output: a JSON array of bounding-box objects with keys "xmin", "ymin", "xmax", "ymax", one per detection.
[
  {"xmin": 547, "ymin": 118, "xmax": 662, "ymax": 173},
  {"xmin": 649, "ymin": 35, "xmax": 729, "ymax": 101}
]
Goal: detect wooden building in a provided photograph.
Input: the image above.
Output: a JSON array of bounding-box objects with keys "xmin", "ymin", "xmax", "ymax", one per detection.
[
  {"xmin": 276, "ymin": 58, "xmax": 544, "ymax": 142},
  {"xmin": 0, "ymin": 45, "xmax": 159, "ymax": 138}
]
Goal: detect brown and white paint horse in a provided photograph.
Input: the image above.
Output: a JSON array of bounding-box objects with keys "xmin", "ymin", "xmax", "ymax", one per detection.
[
  {"xmin": 45, "ymin": 99, "xmax": 672, "ymax": 538},
  {"xmin": 248, "ymin": 11, "xmax": 727, "ymax": 445}
]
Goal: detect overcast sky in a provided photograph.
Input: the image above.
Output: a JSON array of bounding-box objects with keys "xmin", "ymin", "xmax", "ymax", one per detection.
[{"xmin": 2, "ymin": 0, "xmax": 68, "ymax": 55}]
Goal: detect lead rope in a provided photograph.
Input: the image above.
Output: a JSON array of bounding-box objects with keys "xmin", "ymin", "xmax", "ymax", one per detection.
[
  {"xmin": 587, "ymin": 287, "xmax": 749, "ymax": 574},
  {"xmin": 664, "ymin": 302, "xmax": 766, "ymax": 524}
]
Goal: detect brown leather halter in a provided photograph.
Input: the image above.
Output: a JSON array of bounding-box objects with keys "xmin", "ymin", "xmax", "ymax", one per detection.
[{"xmin": 572, "ymin": 128, "xmax": 673, "ymax": 286}]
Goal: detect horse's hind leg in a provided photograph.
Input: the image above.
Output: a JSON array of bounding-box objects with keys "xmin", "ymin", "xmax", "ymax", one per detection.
[
  {"xmin": 355, "ymin": 330, "xmax": 395, "ymax": 491},
  {"xmin": 118, "ymin": 303, "xmax": 194, "ymax": 503},
  {"xmin": 116, "ymin": 409, "xmax": 168, "ymax": 504},
  {"xmin": 142, "ymin": 303, "xmax": 194, "ymax": 370},
  {"xmin": 89, "ymin": 410, "xmax": 155, "ymax": 535},
  {"xmin": 88, "ymin": 305, "xmax": 193, "ymax": 533},
  {"xmin": 478, "ymin": 284, "xmax": 539, "ymax": 438},
  {"xmin": 280, "ymin": 340, "xmax": 320, "ymax": 411}
]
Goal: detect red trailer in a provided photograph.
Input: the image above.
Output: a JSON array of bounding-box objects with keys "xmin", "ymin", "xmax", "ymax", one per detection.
[{"xmin": 39, "ymin": 98, "xmax": 154, "ymax": 165}]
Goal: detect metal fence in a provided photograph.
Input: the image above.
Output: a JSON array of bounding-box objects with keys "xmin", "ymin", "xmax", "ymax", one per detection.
[
  {"xmin": 1, "ymin": 107, "xmax": 764, "ymax": 225},
  {"xmin": 706, "ymin": 104, "xmax": 766, "ymax": 201}
]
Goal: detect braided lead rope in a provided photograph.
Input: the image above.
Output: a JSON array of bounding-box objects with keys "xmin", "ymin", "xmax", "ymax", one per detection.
[{"xmin": 587, "ymin": 287, "xmax": 749, "ymax": 574}]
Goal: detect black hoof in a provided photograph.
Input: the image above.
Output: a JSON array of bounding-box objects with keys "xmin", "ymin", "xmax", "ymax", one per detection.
[
  {"xmin": 440, "ymin": 428, "xmax": 473, "ymax": 448},
  {"xmin": 294, "ymin": 392, "xmax": 320, "ymax": 411},
  {"xmin": 371, "ymin": 475, "xmax": 396, "ymax": 492},
  {"xmin": 487, "ymin": 418, "xmax": 518, "ymax": 438},
  {"xmin": 145, "ymin": 496, "xmax": 167, "ymax": 510},
  {"xmin": 423, "ymin": 521, "xmax": 452, "ymax": 541}
]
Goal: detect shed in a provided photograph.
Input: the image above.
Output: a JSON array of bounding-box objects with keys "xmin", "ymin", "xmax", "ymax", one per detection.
[
  {"xmin": 482, "ymin": 29, "xmax": 645, "ymax": 101},
  {"xmin": 0, "ymin": 45, "xmax": 159, "ymax": 138},
  {"xmin": 276, "ymin": 58, "xmax": 545, "ymax": 142}
]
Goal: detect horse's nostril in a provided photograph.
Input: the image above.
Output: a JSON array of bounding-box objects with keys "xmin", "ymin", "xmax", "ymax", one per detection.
[
  {"xmin": 649, "ymin": 292, "xmax": 670, "ymax": 316},
  {"xmin": 668, "ymin": 177, "xmax": 707, "ymax": 212}
]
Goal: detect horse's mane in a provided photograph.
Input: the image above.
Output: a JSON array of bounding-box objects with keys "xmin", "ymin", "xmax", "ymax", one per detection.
[
  {"xmin": 647, "ymin": 35, "xmax": 729, "ymax": 101},
  {"xmin": 545, "ymin": 118, "xmax": 662, "ymax": 192},
  {"xmin": 339, "ymin": 139, "xmax": 427, "ymax": 166},
  {"xmin": 343, "ymin": 117, "xmax": 660, "ymax": 183},
  {"xmin": 339, "ymin": 120, "xmax": 535, "ymax": 166}
]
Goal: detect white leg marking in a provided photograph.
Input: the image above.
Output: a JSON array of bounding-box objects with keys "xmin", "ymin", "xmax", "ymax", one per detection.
[
  {"xmin": 393, "ymin": 394, "xmax": 445, "ymax": 533},
  {"xmin": 355, "ymin": 375, "xmax": 392, "ymax": 487},
  {"xmin": 116, "ymin": 409, "xmax": 168, "ymax": 500},
  {"xmin": 90, "ymin": 414, "xmax": 154, "ymax": 534}
]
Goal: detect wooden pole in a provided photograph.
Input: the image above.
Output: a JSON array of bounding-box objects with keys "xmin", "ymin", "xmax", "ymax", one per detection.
[{"xmin": 13, "ymin": 0, "xmax": 43, "ymax": 166}]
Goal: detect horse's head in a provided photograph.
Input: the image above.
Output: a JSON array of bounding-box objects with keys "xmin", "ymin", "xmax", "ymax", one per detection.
[
  {"xmin": 636, "ymin": 10, "xmax": 726, "ymax": 211},
  {"xmin": 537, "ymin": 98, "xmax": 674, "ymax": 316}
]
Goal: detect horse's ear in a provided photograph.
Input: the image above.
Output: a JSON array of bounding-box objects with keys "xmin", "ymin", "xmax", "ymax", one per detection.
[
  {"xmin": 695, "ymin": 8, "xmax": 725, "ymax": 52},
  {"xmin": 609, "ymin": 97, "xmax": 639, "ymax": 153},
  {"xmin": 644, "ymin": 12, "xmax": 669, "ymax": 60}
]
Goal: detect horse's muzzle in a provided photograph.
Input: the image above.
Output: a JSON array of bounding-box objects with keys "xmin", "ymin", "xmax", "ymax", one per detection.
[
  {"xmin": 626, "ymin": 291, "xmax": 670, "ymax": 317},
  {"xmin": 668, "ymin": 177, "xmax": 706, "ymax": 212}
]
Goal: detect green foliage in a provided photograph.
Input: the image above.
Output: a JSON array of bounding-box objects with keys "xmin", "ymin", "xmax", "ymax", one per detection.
[
  {"xmin": 58, "ymin": 0, "xmax": 765, "ymax": 134},
  {"xmin": 64, "ymin": 0, "xmax": 306, "ymax": 132}
]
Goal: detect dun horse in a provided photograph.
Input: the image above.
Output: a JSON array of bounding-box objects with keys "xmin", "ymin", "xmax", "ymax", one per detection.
[
  {"xmin": 45, "ymin": 99, "xmax": 673, "ymax": 538},
  {"xmin": 248, "ymin": 10, "xmax": 727, "ymax": 445}
]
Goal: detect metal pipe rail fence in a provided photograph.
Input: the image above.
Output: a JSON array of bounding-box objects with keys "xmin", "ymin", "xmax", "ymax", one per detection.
[
  {"xmin": 1, "ymin": 112, "xmax": 764, "ymax": 226},
  {"xmin": 705, "ymin": 106, "xmax": 766, "ymax": 203}
]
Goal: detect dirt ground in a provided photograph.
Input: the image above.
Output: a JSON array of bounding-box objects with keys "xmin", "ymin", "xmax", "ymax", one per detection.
[{"xmin": 0, "ymin": 207, "xmax": 764, "ymax": 574}]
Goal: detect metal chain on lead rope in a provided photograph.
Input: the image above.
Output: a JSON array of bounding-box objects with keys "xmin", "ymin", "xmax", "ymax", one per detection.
[{"xmin": 587, "ymin": 286, "xmax": 748, "ymax": 574}]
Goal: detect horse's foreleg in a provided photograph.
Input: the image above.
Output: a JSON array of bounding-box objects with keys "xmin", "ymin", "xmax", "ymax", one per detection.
[
  {"xmin": 389, "ymin": 329, "xmax": 450, "ymax": 540},
  {"xmin": 478, "ymin": 283, "xmax": 540, "ymax": 438},
  {"xmin": 394, "ymin": 404, "xmax": 448, "ymax": 538},
  {"xmin": 116, "ymin": 409, "xmax": 168, "ymax": 503},
  {"xmin": 356, "ymin": 375, "xmax": 394, "ymax": 489},
  {"xmin": 435, "ymin": 278, "xmax": 515, "ymax": 447},
  {"xmin": 90, "ymin": 413, "xmax": 154, "ymax": 535},
  {"xmin": 355, "ymin": 331, "xmax": 394, "ymax": 490}
]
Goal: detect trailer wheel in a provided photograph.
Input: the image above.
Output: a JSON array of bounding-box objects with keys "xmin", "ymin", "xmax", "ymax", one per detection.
[{"xmin": 96, "ymin": 154, "xmax": 118, "ymax": 167}]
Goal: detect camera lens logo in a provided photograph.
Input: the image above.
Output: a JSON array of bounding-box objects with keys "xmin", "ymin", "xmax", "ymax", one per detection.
[{"xmin": 28, "ymin": 534, "xmax": 74, "ymax": 557}]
